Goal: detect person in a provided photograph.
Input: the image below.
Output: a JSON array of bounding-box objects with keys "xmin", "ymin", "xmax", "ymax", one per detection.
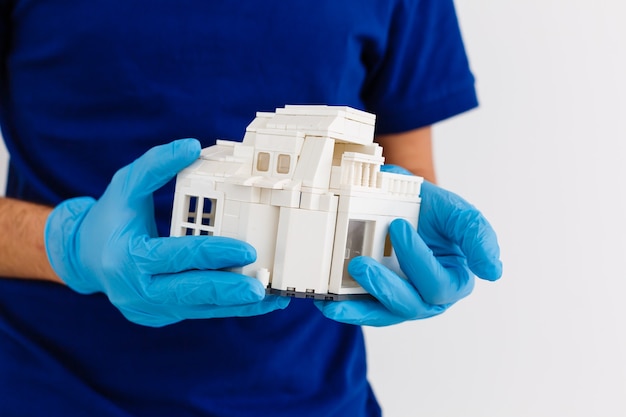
[{"xmin": 0, "ymin": 1, "xmax": 502, "ymax": 416}]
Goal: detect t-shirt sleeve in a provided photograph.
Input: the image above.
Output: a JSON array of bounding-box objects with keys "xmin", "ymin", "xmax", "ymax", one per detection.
[{"xmin": 362, "ymin": 0, "xmax": 478, "ymax": 134}]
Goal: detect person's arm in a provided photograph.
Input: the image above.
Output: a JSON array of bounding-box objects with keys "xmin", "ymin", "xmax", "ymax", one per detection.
[
  {"xmin": 375, "ymin": 126, "xmax": 436, "ymax": 184},
  {"xmin": 0, "ymin": 198, "xmax": 61, "ymax": 282},
  {"xmin": 317, "ymin": 125, "xmax": 502, "ymax": 326},
  {"xmin": 1, "ymin": 140, "xmax": 288, "ymax": 327}
]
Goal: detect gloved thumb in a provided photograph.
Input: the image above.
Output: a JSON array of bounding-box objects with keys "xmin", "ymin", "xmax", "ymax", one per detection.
[{"xmin": 115, "ymin": 138, "xmax": 201, "ymax": 199}]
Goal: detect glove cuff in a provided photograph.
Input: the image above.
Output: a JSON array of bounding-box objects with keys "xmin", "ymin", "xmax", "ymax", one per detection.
[{"xmin": 44, "ymin": 197, "xmax": 98, "ymax": 294}]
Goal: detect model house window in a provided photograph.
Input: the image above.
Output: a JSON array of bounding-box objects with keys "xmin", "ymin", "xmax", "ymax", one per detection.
[
  {"xmin": 257, "ymin": 152, "xmax": 270, "ymax": 172},
  {"xmin": 384, "ymin": 232, "xmax": 393, "ymax": 257},
  {"xmin": 181, "ymin": 194, "xmax": 218, "ymax": 236},
  {"xmin": 186, "ymin": 196, "xmax": 198, "ymax": 225},
  {"xmin": 342, "ymin": 219, "xmax": 373, "ymax": 288},
  {"xmin": 276, "ymin": 154, "xmax": 291, "ymax": 174}
]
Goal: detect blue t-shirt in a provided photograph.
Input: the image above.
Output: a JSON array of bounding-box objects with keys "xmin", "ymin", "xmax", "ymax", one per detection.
[{"xmin": 0, "ymin": 1, "xmax": 477, "ymax": 416}]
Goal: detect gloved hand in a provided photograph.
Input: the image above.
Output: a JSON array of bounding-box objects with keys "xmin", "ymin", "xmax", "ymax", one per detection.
[
  {"xmin": 315, "ymin": 165, "xmax": 502, "ymax": 326},
  {"xmin": 45, "ymin": 139, "xmax": 289, "ymax": 327}
]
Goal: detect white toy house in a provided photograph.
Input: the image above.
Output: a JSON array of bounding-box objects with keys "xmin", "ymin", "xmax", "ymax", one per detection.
[{"xmin": 170, "ymin": 105, "xmax": 423, "ymax": 300}]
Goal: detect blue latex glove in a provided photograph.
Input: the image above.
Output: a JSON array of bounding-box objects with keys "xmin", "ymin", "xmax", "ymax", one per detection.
[
  {"xmin": 45, "ymin": 139, "xmax": 289, "ymax": 327},
  {"xmin": 315, "ymin": 165, "xmax": 502, "ymax": 326}
]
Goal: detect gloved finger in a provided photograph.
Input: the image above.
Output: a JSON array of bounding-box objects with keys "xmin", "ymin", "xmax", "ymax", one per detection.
[
  {"xmin": 131, "ymin": 235, "xmax": 257, "ymax": 274},
  {"xmin": 314, "ymin": 299, "xmax": 446, "ymax": 327},
  {"xmin": 178, "ymin": 295, "xmax": 290, "ymax": 319},
  {"xmin": 347, "ymin": 256, "xmax": 438, "ymax": 319},
  {"xmin": 114, "ymin": 138, "xmax": 201, "ymax": 199},
  {"xmin": 122, "ymin": 296, "xmax": 290, "ymax": 328},
  {"xmin": 421, "ymin": 181, "xmax": 502, "ymax": 281},
  {"xmin": 380, "ymin": 169, "xmax": 502, "ymax": 281},
  {"xmin": 315, "ymin": 299, "xmax": 406, "ymax": 326},
  {"xmin": 449, "ymin": 206, "xmax": 502, "ymax": 281},
  {"xmin": 142, "ymin": 270, "xmax": 268, "ymax": 306},
  {"xmin": 390, "ymin": 218, "xmax": 474, "ymax": 305}
]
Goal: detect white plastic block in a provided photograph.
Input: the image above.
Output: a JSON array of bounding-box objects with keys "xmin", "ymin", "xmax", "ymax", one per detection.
[
  {"xmin": 203, "ymin": 160, "xmax": 251, "ymax": 178},
  {"xmin": 170, "ymin": 191, "xmax": 186, "ymax": 236},
  {"xmin": 343, "ymin": 118, "xmax": 374, "ymax": 144},
  {"xmin": 216, "ymin": 181, "xmax": 261, "ymax": 203},
  {"xmin": 330, "ymin": 152, "xmax": 384, "ymax": 191},
  {"xmin": 270, "ymin": 105, "xmax": 375, "ymax": 146},
  {"xmin": 232, "ymin": 143, "xmax": 255, "ymax": 160},
  {"xmin": 283, "ymin": 179, "xmax": 302, "ymax": 191},
  {"xmin": 329, "ymin": 166, "xmax": 343, "ymax": 191},
  {"xmin": 343, "ymin": 106, "xmax": 376, "ymax": 125},
  {"xmin": 378, "ymin": 171, "xmax": 423, "ymax": 199},
  {"xmin": 281, "ymin": 105, "xmax": 375, "ymax": 125},
  {"xmin": 299, "ymin": 191, "xmax": 321, "ymax": 210},
  {"xmin": 323, "ymin": 115, "xmax": 346, "ymax": 136},
  {"xmin": 320, "ymin": 194, "xmax": 339, "ymax": 213},
  {"xmin": 337, "ymin": 193, "xmax": 420, "ymax": 220},
  {"xmin": 300, "ymin": 192, "xmax": 339, "ymax": 212},
  {"xmin": 254, "ymin": 177, "xmax": 291, "ymax": 190},
  {"xmin": 266, "ymin": 121, "xmax": 287, "ymax": 130},
  {"xmin": 172, "ymin": 174, "xmax": 194, "ymax": 190},
  {"xmin": 170, "ymin": 187, "xmax": 225, "ymax": 237},
  {"xmin": 259, "ymin": 188, "xmax": 272, "ymax": 205},
  {"xmin": 242, "ymin": 131, "xmax": 257, "ymax": 144},
  {"xmin": 214, "ymin": 139, "xmax": 237, "ymax": 147},
  {"xmin": 270, "ymin": 188, "xmax": 301, "ymax": 208},
  {"xmin": 333, "ymin": 172, "xmax": 422, "ymax": 203},
  {"xmin": 243, "ymin": 112, "xmax": 274, "ymax": 139},
  {"xmin": 220, "ymin": 199, "xmax": 242, "ymax": 238},
  {"xmin": 271, "ymin": 207, "xmax": 336, "ymax": 294},
  {"xmin": 256, "ymin": 268, "xmax": 271, "ymax": 288},
  {"xmin": 230, "ymin": 175, "xmax": 264, "ymax": 186},
  {"xmin": 331, "ymin": 143, "xmax": 382, "ymax": 167},
  {"xmin": 200, "ymin": 143, "xmax": 235, "ymax": 161},
  {"xmin": 328, "ymin": 191, "xmax": 420, "ymax": 294},
  {"xmin": 229, "ymin": 202, "xmax": 280, "ymax": 279},
  {"xmin": 318, "ymin": 193, "xmax": 339, "ymax": 212},
  {"xmin": 292, "ymin": 136, "xmax": 335, "ymax": 189},
  {"xmin": 255, "ymin": 130, "xmax": 305, "ymax": 152},
  {"xmin": 278, "ymin": 105, "xmax": 338, "ymax": 116}
]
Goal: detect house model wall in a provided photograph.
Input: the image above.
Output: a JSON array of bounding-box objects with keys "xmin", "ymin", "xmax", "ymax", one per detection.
[{"xmin": 170, "ymin": 105, "xmax": 423, "ymax": 300}]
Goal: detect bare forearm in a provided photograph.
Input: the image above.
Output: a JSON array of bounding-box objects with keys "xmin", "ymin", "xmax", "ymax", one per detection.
[
  {"xmin": 375, "ymin": 126, "xmax": 436, "ymax": 183},
  {"xmin": 0, "ymin": 197, "xmax": 63, "ymax": 283}
]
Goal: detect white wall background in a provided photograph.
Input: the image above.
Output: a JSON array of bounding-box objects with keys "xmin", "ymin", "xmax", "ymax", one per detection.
[
  {"xmin": 1, "ymin": 1, "xmax": 624, "ymax": 416},
  {"xmin": 365, "ymin": 1, "xmax": 626, "ymax": 416}
]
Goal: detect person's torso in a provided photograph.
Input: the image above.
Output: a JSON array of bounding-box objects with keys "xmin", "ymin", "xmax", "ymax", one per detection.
[{"xmin": 0, "ymin": 1, "xmax": 477, "ymax": 414}]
